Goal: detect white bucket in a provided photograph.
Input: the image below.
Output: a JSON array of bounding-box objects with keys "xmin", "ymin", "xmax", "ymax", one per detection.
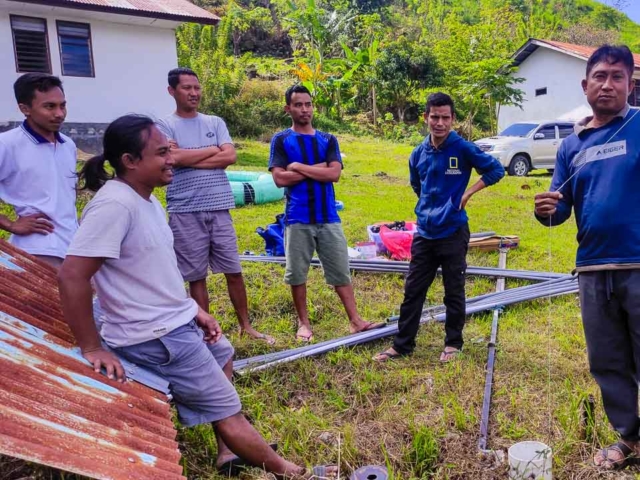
[{"xmin": 508, "ymin": 441, "xmax": 552, "ymax": 480}]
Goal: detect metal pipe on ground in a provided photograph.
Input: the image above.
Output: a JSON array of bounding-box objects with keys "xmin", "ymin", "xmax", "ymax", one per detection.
[
  {"xmin": 478, "ymin": 247, "xmax": 508, "ymax": 452},
  {"xmin": 234, "ymin": 276, "xmax": 578, "ymax": 374},
  {"xmin": 385, "ymin": 275, "xmax": 575, "ymax": 324},
  {"xmin": 239, "ymin": 256, "xmax": 564, "ymax": 282},
  {"xmin": 470, "ymin": 231, "xmax": 496, "ymax": 238},
  {"xmin": 233, "ymin": 276, "xmax": 578, "ymax": 371},
  {"xmin": 233, "ymin": 277, "xmax": 577, "ymax": 371}
]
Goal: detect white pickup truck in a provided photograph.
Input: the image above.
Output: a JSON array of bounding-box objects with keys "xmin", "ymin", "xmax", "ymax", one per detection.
[{"xmin": 475, "ymin": 121, "xmax": 575, "ymax": 176}]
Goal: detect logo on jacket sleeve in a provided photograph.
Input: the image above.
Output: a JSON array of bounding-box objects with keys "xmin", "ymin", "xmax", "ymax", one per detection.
[{"xmin": 446, "ymin": 157, "xmax": 462, "ymax": 175}]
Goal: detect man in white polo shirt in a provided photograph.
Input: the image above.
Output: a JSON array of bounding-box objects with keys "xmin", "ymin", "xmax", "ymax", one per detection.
[{"xmin": 0, "ymin": 73, "xmax": 78, "ymax": 268}]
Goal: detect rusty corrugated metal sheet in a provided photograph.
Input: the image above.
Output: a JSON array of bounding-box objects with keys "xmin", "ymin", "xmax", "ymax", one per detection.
[
  {"xmin": 16, "ymin": 0, "xmax": 220, "ymax": 24},
  {"xmin": 0, "ymin": 239, "xmax": 186, "ymax": 480}
]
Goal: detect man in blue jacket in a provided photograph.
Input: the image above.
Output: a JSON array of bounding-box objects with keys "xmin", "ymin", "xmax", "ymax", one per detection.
[
  {"xmin": 375, "ymin": 92, "xmax": 504, "ymax": 363},
  {"xmin": 535, "ymin": 45, "xmax": 640, "ymax": 471}
]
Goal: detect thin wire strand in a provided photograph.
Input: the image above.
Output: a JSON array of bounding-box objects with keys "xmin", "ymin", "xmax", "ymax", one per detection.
[
  {"xmin": 547, "ymin": 217, "xmax": 553, "ymax": 445},
  {"xmin": 554, "ymin": 108, "xmax": 640, "ymax": 193}
]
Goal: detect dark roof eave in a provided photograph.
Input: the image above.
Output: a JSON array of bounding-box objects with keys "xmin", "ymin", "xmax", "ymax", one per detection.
[{"xmin": 12, "ymin": 0, "xmax": 219, "ymax": 25}]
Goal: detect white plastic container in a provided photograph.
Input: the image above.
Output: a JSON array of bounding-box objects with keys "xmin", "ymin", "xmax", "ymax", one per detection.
[
  {"xmin": 355, "ymin": 241, "xmax": 377, "ymax": 259},
  {"xmin": 508, "ymin": 441, "xmax": 552, "ymax": 480}
]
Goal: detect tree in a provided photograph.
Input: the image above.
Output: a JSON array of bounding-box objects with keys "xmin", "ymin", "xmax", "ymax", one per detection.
[
  {"xmin": 516, "ymin": 0, "xmax": 562, "ymax": 42},
  {"xmin": 376, "ymin": 38, "xmax": 440, "ymax": 121},
  {"xmin": 456, "ymin": 59, "xmax": 525, "ymax": 137},
  {"xmin": 228, "ymin": 1, "xmax": 274, "ymax": 56},
  {"xmin": 556, "ymin": 22, "xmax": 620, "ymax": 47},
  {"xmin": 342, "ymin": 37, "xmax": 380, "ymax": 124},
  {"xmin": 175, "ymin": 16, "xmax": 245, "ymax": 113},
  {"xmin": 284, "ymin": 0, "xmax": 355, "ymax": 65},
  {"xmin": 431, "ymin": 5, "xmax": 524, "ymax": 136}
]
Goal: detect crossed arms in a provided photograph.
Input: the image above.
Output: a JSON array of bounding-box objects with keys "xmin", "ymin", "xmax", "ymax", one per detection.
[
  {"xmin": 168, "ymin": 140, "xmax": 237, "ymax": 169},
  {"xmin": 271, "ymin": 161, "xmax": 342, "ymax": 188}
]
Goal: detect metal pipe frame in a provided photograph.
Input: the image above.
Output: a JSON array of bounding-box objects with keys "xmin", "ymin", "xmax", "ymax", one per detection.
[
  {"xmin": 239, "ymin": 256, "xmax": 564, "ymax": 282},
  {"xmin": 233, "ymin": 275, "xmax": 578, "ymax": 373},
  {"xmin": 478, "ymin": 248, "xmax": 508, "ymax": 451}
]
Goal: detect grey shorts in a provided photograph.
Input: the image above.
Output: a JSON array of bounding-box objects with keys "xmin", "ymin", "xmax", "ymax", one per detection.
[
  {"xmin": 169, "ymin": 210, "xmax": 242, "ymax": 281},
  {"xmin": 113, "ymin": 320, "xmax": 241, "ymax": 427},
  {"xmin": 284, "ymin": 223, "xmax": 351, "ymax": 286},
  {"xmin": 35, "ymin": 255, "xmax": 64, "ymax": 269}
]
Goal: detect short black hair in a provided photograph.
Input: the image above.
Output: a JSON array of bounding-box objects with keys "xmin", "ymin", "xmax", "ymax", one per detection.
[
  {"xmin": 168, "ymin": 67, "xmax": 199, "ymax": 89},
  {"xmin": 14, "ymin": 73, "xmax": 64, "ymax": 105},
  {"xmin": 425, "ymin": 92, "xmax": 454, "ymax": 115},
  {"xmin": 586, "ymin": 44, "xmax": 635, "ymax": 78},
  {"xmin": 285, "ymin": 84, "xmax": 312, "ymax": 105}
]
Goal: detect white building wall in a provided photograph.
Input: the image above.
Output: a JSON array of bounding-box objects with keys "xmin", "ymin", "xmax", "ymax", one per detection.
[
  {"xmin": 0, "ymin": 5, "xmax": 179, "ymax": 124},
  {"xmin": 498, "ymin": 48, "xmax": 589, "ymax": 131}
]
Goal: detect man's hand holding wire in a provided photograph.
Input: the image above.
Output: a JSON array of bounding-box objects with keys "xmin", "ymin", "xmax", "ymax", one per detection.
[{"xmin": 535, "ymin": 191, "xmax": 563, "ymax": 218}]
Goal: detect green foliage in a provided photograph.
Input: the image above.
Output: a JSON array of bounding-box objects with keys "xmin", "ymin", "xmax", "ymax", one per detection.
[
  {"xmin": 175, "ymin": 0, "xmax": 640, "ymax": 139},
  {"xmin": 228, "ymin": 0, "xmax": 274, "ymax": 55},
  {"xmin": 408, "ymin": 425, "xmax": 440, "ymax": 477},
  {"xmin": 176, "ymin": 20, "xmax": 246, "ymax": 115},
  {"xmin": 222, "ymin": 79, "xmax": 289, "ymax": 137},
  {"xmin": 376, "ymin": 37, "xmax": 440, "ymax": 121},
  {"xmin": 284, "ymin": 0, "xmax": 355, "ymax": 63}
]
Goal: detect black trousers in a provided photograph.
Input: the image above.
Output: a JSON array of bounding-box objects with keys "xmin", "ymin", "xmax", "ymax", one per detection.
[
  {"xmin": 579, "ymin": 270, "xmax": 640, "ymax": 441},
  {"xmin": 393, "ymin": 224, "xmax": 470, "ymax": 355}
]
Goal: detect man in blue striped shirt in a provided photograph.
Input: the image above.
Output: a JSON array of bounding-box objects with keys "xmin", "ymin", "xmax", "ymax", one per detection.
[{"xmin": 268, "ymin": 85, "xmax": 383, "ymax": 342}]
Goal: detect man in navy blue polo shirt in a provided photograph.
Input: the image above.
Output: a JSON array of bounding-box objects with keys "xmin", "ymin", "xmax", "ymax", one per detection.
[
  {"xmin": 535, "ymin": 44, "xmax": 640, "ymax": 471},
  {"xmin": 0, "ymin": 73, "xmax": 77, "ymax": 268},
  {"xmin": 374, "ymin": 92, "xmax": 504, "ymax": 363},
  {"xmin": 268, "ymin": 85, "xmax": 383, "ymax": 342}
]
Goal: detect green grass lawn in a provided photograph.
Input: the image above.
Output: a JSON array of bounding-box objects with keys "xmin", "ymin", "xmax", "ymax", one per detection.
[
  {"xmin": 1, "ymin": 135, "xmax": 636, "ymax": 479},
  {"xmin": 180, "ymin": 137, "xmax": 631, "ymax": 480}
]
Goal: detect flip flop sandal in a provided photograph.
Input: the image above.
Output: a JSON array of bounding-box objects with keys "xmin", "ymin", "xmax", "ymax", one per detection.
[
  {"xmin": 296, "ymin": 331, "xmax": 314, "ymax": 343},
  {"xmin": 373, "ymin": 350, "xmax": 404, "ymax": 362},
  {"xmin": 595, "ymin": 441, "xmax": 638, "ymax": 470},
  {"xmin": 255, "ymin": 333, "xmax": 276, "ymax": 345},
  {"xmin": 440, "ymin": 349, "xmax": 462, "ymax": 363},
  {"xmin": 216, "ymin": 442, "xmax": 278, "ymax": 476}
]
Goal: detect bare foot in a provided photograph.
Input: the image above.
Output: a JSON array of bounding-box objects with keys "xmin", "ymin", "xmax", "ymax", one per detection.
[
  {"xmin": 296, "ymin": 324, "xmax": 314, "ymax": 343},
  {"xmin": 215, "ymin": 442, "xmax": 279, "ymax": 475},
  {"xmin": 349, "ymin": 320, "xmax": 385, "ymax": 334},
  {"xmin": 240, "ymin": 327, "xmax": 276, "ymax": 345},
  {"xmin": 215, "ymin": 451, "xmax": 237, "ymax": 470}
]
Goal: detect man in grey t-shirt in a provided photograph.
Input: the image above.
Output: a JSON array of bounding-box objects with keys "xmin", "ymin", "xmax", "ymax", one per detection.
[{"xmin": 157, "ymin": 68, "xmax": 273, "ymax": 344}]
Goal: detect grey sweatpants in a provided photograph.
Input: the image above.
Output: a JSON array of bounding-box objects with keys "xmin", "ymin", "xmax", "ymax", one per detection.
[{"xmin": 579, "ymin": 270, "xmax": 640, "ymax": 441}]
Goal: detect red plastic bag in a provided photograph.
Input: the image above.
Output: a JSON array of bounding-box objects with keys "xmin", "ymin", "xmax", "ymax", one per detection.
[{"xmin": 379, "ymin": 222, "xmax": 417, "ymax": 260}]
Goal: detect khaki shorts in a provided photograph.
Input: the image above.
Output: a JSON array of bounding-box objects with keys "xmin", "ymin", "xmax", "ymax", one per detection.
[
  {"xmin": 169, "ymin": 210, "xmax": 242, "ymax": 282},
  {"xmin": 284, "ymin": 223, "xmax": 351, "ymax": 286}
]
